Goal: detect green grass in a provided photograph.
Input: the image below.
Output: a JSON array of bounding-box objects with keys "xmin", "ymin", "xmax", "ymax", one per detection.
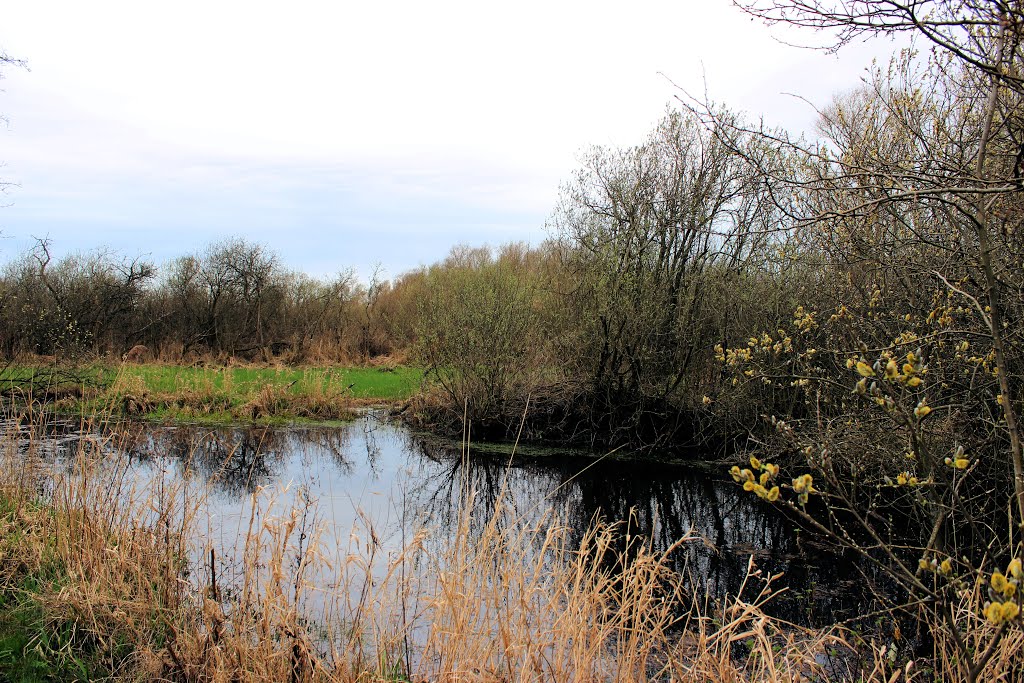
[
  {"xmin": 3, "ymin": 363, "xmax": 424, "ymax": 425},
  {"xmin": 0, "ymin": 598, "xmax": 53, "ymax": 683},
  {"xmin": 0, "ymin": 496, "xmax": 92, "ymax": 682},
  {"xmin": 102, "ymin": 364, "xmax": 423, "ymax": 401},
  {"xmin": 0, "ymin": 597, "xmax": 103, "ymax": 683}
]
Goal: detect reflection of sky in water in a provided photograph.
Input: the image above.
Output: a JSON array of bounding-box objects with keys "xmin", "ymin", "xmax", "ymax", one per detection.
[{"xmin": 11, "ymin": 412, "xmax": 877, "ymax": 627}]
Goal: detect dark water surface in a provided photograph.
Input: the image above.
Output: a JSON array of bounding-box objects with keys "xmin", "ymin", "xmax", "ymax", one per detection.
[{"xmin": 12, "ymin": 411, "xmax": 876, "ymax": 627}]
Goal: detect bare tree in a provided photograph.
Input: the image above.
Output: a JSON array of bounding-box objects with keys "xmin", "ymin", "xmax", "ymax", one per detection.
[
  {"xmin": 551, "ymin": 109, "xmax": 790, "ymax": 448},
  {"xmin": 0, "ymin": 49, "xmax": 26, "ymax": 199},
  {"xmin": 734, "ymin": 0, "xmax": 1024, "ymax": 86}
]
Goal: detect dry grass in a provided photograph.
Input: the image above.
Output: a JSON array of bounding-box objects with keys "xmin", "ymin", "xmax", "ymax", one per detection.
[
  {"xmin": 0, "ymin": 416, "xmax": 198, "ymax": 678},
  {"xmin": 927, "ymin": 578, "xmax": 1024, "ymax": 682},
  {"xmin": 3, "ymin": 411, "xmax": 1017, "ymax": 681}
]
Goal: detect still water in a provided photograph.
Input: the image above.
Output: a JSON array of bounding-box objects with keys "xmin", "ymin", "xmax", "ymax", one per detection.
[{"xmin": 19, "ymin": 411, "xmax": 872, "ymax": 627}]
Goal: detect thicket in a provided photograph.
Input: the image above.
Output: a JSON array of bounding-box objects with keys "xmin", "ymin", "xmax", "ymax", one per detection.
[
  {"xmin": 0, "ymin": 237, "xmax": 415, "ymax": 364},
  {"xmin": 402, "ymin": 110, "xmax": 803, "ymax": 447},
  {"xmin": 700, "ymin": 1, "xmax": 1024, "ymax": 677}
]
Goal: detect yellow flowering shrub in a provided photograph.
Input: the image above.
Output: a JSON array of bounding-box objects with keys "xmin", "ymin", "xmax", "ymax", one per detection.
[{"xmin": 717, "ymin": 293, "xmax": 1022, "ymax": 641}]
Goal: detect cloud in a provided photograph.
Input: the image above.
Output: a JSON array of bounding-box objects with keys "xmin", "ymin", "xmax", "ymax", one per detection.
[{"xmin": 0, "ymin": 0, "xmax": 905, "ymax": 277}]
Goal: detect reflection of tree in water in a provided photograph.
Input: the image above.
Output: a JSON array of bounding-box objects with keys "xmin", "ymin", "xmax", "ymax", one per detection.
[
  {"xmin": 126, "ymin": 426, "xmax": 353, "ymax": 498},
  {"xmin": 359, "ymin": 414, "xmax": 384, "ymax": 474},
  {"xmin": 404, "ymin": 437, "xmax": 873, "ymax": 626},
  {"xmin": 292, "ymin": 427, "xmax": 355, "ymax": 476}
]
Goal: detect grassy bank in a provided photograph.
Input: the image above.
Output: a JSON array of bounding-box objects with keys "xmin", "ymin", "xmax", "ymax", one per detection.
[
  {"xmin": 2, "ymin": 362, "xmax": 424, "ymax": 425},
  {"xmin": 0, "ymin": 415, "xmax": 963, "ymax": 683}
]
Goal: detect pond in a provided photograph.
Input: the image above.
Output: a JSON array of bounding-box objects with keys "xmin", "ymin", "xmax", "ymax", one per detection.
[{"xmin": 11, "ymin": 410, "xmax": 876, "ymax": 629}]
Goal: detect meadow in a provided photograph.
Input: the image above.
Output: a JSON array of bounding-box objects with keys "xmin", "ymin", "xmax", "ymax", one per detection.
[{"xmin": 2, "ymin": 361, "xmax": 424, "ymax": 425}]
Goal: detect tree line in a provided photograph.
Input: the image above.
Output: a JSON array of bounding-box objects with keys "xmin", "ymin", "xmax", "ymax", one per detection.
[{"xmin": 0, "ymin": 236, "xmax": 419, "ymax": 364}]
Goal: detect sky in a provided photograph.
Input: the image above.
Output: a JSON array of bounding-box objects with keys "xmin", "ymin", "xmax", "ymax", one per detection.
[{"xmin": 0, "ymin": 0, "xmax": 902, "ymax": 282}]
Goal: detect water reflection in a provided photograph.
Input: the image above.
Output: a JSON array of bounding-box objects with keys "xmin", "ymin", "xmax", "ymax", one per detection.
[
  {"xmin": 403, "ymin": 439, "xmax": 872, "ymax": 625},
  {"xmin": 127, "ymin": 426, "xmax": 355, "ymax": 497},
  {"xmin": 5, "ymin": 411, "xmax": 872, "ymax": 626}
]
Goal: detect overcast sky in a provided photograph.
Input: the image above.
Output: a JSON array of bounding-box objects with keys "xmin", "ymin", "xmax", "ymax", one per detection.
[{"xmin": 0, "ymin": 0, "xmax": 899, "ymax": 281}]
